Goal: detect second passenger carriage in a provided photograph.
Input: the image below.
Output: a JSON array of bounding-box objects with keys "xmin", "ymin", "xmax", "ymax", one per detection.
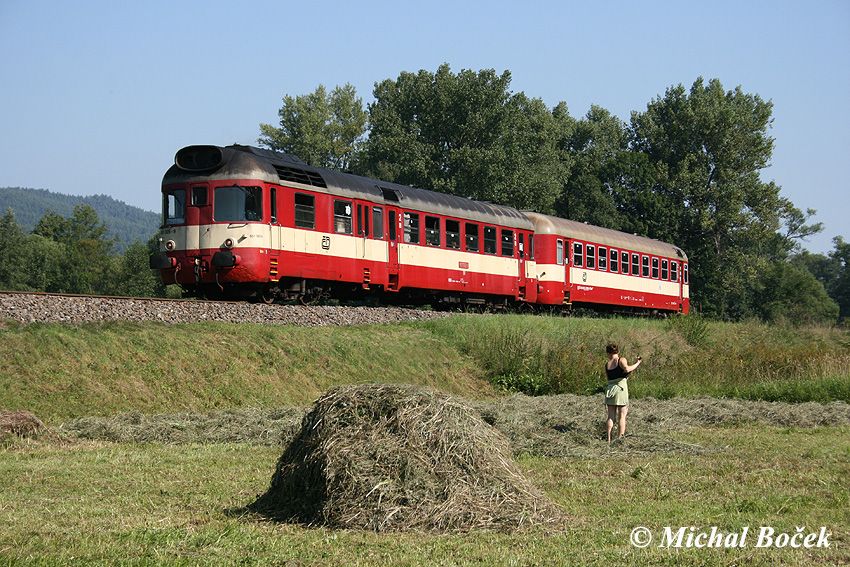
[{"xmin": 150, "ymin": 144, "xmax": 688, "ymax": 313}]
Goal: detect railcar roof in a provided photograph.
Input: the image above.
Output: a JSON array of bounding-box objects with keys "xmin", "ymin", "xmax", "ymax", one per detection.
[
  {"xmin": 164, "ymin": 145, "xmax": 532, "ymax": 230},
  {"xmin": 523, "ymin": 212, "xmax": 687, "ymax": 260}
]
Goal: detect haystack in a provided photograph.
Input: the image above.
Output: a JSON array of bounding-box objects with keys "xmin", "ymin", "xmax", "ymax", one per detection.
[
  {"xmin": 0, "ymin": 410, "xmax": 45, "ymax": 439},
  {"xmin": 250, "ymin": 384, "xmax": 563, "ymax": 532}
]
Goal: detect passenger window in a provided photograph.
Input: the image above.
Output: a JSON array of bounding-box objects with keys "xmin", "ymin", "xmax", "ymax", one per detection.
[
  {"xmin": 671, "ymin": 261, "xmax": 678, "ymax": 282},
  {"xmin": 334, "ymin": 200, "xmax": 353, "ymax": 234},
  {"xmin": 586, "ymin": 245, "xmax": 596, "ymax": 269},
  {"xmin": 294, "ymin": 193, "xmax": 315, "ymax": 229},
  {"xmin": 425, "ymin": 216, "xmax": 441, "ymax": 246},
  {"xmin": 465, "ymin": 223, "xmax": 479, "ymax": 252},
  {"xmin": 372, "ymin": 207, "xmax": 384, "ymax": 239},
  {"xmin": 632, "ymin": 253, "xmax": 639, "ymax": 276},
  {"xmin": 403, "ymin": 212, "xmax": 420, "ymax": 244},
  {"xmin": 556, "ymin": 240, "xmax": 564, "ymax": 265},
  {"xmin": 484, "ymin": 226, "xmax": 497, "ymax": 254},
  {"xmin": 598, "ymin": 247, "xmax": 607, "ymax": 271},
  {"xmin": 662, "ymin": 259, "xmax": 669, "ymax": 280},
  {"xmin": 621, "ymin": 251, "xmax": 629, "ymax": 274},
  {"xmin": 446, "ymin": 220, "xmax": 460, "ymax": 249},
  {"xmin": 652, "ymin": 257, "xmax": 659, "ymax": 279},
  {"xmin": 610, "ymin": 249, "xmax": 618, "ymax": 273},
  {"xmin": 642, "ymin": 255, "xmax": 650, "ymax": 277},
  {"xmin": 501, "ymin": 230, "xmax": 514, "ymax": 257},
  {"xmin": 573, "ymin": 242, "xmax": 584, "ymax": 268}
]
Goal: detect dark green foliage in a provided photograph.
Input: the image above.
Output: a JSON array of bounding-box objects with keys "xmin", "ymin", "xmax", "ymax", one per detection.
[
  {"xmin": 0, "ymin": 206, "xmax": 162, "ymax": 296},
  {"xmin": 362, "ymin": 64, "xmax": 568, "ymax": 213},
  {"xmin": 0, "ymin": 187, "xmax": 159, "ymax": 252},
  {"xmin": 755, "ymin": 261, "xmax": 839, "ymax": 324},
  {"xmin": 259, "ymin": 84, "xmax": 367, "ymax": 170}
]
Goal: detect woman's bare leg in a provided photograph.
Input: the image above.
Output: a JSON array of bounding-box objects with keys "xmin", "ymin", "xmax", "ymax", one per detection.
[
  {"xmin": 618, "ymin": 405, "xmax": 629, "ymax": 438},
  {"xmin": 606, "ymin": 405, "xmax": 617, "ymax": 443}
]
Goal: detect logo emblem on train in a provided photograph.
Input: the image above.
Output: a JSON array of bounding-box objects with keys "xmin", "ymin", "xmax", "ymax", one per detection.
[{"xmin": 150, "ymin": 145, "xmax": 689, "ymax": 313}]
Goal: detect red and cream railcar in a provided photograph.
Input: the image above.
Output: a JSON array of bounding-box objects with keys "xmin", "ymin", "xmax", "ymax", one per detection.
[
  {"xmin": 150, "ymin": 145, "xmax": 538, "ymax": 305},
  {"xmin": 525, "ymin": 213, "xmax": 690, "ymax": 314}
]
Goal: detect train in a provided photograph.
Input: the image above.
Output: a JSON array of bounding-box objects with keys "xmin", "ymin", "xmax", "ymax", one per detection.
[{"xmin": 149, "ymin": 144, "xmax": 689, "ymax": 314}]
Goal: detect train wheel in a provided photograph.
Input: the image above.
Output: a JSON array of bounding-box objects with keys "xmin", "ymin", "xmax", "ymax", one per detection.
[{"xmin": 259, "ymin": 286, "xmax": 278, "ymax": 305}]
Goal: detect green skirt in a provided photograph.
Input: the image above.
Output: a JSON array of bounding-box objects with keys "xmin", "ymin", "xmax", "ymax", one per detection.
[{"xmin": 604, "ymin": 378, "xmax": 629, "ymax": 406}]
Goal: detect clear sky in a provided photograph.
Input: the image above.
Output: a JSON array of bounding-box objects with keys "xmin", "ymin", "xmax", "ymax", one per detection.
[{"xmin": 1, "ymin": 0, "xmax": 848, "ymax": 253}]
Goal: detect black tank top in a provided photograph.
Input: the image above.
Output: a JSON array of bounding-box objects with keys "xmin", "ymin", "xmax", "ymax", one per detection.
[{"xmin": 606, "ymin": 360, "xmax": 629, "ymax": 380}]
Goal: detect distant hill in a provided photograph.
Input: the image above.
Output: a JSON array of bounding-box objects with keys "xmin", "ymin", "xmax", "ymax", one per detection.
[{"xmin": 0, "ymin": 187, "xmax": 160, "ymax": 252}]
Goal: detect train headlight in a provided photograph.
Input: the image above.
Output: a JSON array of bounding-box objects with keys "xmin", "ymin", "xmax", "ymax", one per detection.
[
  {"xmin": 165, "ymin": 240, "xmax": 175, "ymax": 251},
  {"xmin": 224, "ymin": 238, "xmax": 234, "ymax": 249}
]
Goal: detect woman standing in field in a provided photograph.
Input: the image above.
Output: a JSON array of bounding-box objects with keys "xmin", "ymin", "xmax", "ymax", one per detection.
[{"xmin": 604, "ymin": 343, "xmax": 641, "ymax": 444}]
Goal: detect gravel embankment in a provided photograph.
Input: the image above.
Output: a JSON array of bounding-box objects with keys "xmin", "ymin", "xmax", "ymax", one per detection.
[{"xmin": 0, "ymin": 293, "xmax": 450, "ymax": 326}]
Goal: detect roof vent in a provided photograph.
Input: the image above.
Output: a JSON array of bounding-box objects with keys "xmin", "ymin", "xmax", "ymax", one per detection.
[
  {"xmin": 274, "ymin": 165, "xmax": 327, "ymax": 188},
  {"xmin": 380, "ymin": 187, "xmax": 401, "ymax": 202}
]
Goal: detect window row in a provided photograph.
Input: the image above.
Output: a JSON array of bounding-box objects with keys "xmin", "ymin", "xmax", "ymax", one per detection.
[
  {"xmin": 296, "ymin": 194, "xmax": 386, "ymax": 239},
  {"xmin": 570, "ymin": 241, "xmax": 688, "ymax": 284},
  {"xmin": 296, "ymin": 192, "xmax": 531, "ymax": 258}
]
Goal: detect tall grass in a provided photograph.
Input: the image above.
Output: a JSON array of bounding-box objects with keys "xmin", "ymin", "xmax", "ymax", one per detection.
[{"xmin": 422, "ymin": 315, "xmax": 850, "ymax": 403}]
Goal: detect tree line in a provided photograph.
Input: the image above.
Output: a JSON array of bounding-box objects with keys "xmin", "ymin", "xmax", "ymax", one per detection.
[
  {"xmin": 0, "ymin": 205, "xmax": 163, "ymax": 297},
  {"xmin": 259, "ymin": 64, "xmax": 847, "ymax": 324}
]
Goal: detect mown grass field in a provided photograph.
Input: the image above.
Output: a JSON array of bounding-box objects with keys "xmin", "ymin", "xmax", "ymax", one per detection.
[
  {"xmin": 1, "ymin": 427, "xmax": 847, "ymax": 565},
  {"xmin": 1, "ymin": 314, "xmax": 849, "ymax": 565}
]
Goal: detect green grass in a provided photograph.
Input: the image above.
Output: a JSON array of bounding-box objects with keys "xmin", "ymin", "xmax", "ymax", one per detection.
[
  {"xmin": 421, "ymin": 315, "xmax": 850, "ymax": 402},
  {"xmin": 0, "ymin": 321, "xmax": 491, "ymax": 421},
  {"xmin": 2, "ymin": 315, "xmax": 849, "ymax": 422},
  {"xmin": 1, "ymin": 426, "xmax": 847, "ymax": 565}
]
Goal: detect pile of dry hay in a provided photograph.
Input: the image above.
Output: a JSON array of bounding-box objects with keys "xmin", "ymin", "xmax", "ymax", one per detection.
[
  {"xmin": 0, "ymin": 410, "xmax": 45, "ymax": 439},
  {"xmin": 250, "ymin": 384, "xmax": 563, "ymax": 533}
]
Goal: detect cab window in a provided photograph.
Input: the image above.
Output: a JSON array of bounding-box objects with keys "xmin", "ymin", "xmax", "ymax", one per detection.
[
  {"xmin": 164, "ymin": 189, "xmax": 185, "ymax": 225},
  {"xmin": 214, "ymin": 186, "xmax": 262, "ymax": 222}
]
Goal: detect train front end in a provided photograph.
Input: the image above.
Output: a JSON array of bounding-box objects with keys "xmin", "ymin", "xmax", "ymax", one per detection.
[{"xmin": 149, "ymin": 146, "xmax": 274, "ymax": 299}]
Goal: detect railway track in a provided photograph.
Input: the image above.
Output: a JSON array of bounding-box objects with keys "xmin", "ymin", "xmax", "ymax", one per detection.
[{"xmin": 0, "ymin": 291, "xmax": 449, "ymax": 327}]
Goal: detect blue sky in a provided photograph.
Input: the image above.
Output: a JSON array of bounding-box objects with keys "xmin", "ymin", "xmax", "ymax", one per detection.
[{"xmin": 1, "ymin": 0, "xmax": 848, "ymax": 253}]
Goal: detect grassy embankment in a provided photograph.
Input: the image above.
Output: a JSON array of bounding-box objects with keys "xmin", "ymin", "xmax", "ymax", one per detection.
[{"xmin": 1, "ymin": 315, "xmax": 849, "ymax": 420}]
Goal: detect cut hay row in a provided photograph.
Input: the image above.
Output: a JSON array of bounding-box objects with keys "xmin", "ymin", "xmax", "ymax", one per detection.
[{"xmin": 60, "ymin": 392, "xmax": 850, "ymax": 457}]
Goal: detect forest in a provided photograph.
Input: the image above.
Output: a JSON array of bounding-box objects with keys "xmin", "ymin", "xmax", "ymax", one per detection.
[{"xmin": 0, "ymin": 65, "xmax": 847, "ymax": 323}]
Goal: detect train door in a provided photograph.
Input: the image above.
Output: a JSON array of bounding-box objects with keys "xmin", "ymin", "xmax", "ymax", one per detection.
[
  {"xmin": 268, "ymin": 187, "xmax": 280, "ymax": 282},
  {"xmin": 517, "ymin": 232, "xmax": 526, "ymax": 300},
  {"xmin": 386, "ymin": 207, "xmax": 400, "ymax": 291},
  {"xmin": 190, "ymin": 184, "xmax": 211, "ymax": 253},
  {"xmin": 356, "ymin": 202, "xmax": 369, "ymax": 259},
  {"xmin": 676, "ymin": 261, "xmax": 684, "ymax": 312},
  {"xmin": 269, "ymin": 187, "xmax": 281, "ymax": 250}
]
